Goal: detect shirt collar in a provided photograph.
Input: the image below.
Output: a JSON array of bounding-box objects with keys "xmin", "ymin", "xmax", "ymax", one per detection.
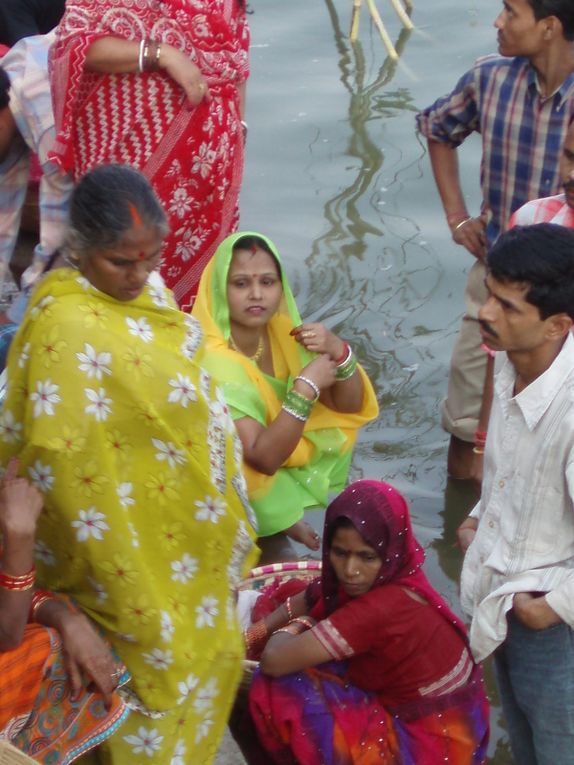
[
  {"xmin": 495, "ymin": 333, "xmax": 574, "ymax": 430},
  {"xmin": 526, "ymin": 60, "xmax": 574, "ymax": 107}
]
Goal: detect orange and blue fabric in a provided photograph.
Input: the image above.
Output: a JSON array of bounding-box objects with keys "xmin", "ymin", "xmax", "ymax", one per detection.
[{"xmin": 0, "ymin": 624, "xmax": 129, "ymax": 764}]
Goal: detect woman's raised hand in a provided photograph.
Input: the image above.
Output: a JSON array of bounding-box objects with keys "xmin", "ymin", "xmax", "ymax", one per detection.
[
  {"xmin": 291, "ymin": 323, "xmax": 346, "ymax": 361},
  {"xmin": 0, "ymin": 460, "xmax": 43, "ymax": 538},
  {"xmin": 160, "ymin": 45, "xmax": 210, "ymax": 107},
  {"xmin": 299, "ymin": 355, "xmax": 337, "ymax": 392}
]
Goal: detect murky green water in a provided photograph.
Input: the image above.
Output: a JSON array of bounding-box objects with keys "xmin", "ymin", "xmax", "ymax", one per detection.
[{"xmin": 241, "ymin": 1, "xmax": 513, "ymax": 760}]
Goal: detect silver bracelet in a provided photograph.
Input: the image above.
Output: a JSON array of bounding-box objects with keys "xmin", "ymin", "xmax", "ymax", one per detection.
[
  {"xmin": 138, "ymin": 39, "xmax": 146, "ymax": 74},
  {"xmin": 294, "ymin": 375, "xmax": 320, "ymax": 402}
]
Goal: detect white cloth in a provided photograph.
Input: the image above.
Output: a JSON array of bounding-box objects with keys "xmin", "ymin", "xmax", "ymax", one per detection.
[
  {"xmin": 460, "ymin": 333, "xmax": 574, "ymax": 661},
  {"xmin": 237, "ymin": 589, "xmax": 262, "ymax": 632}
]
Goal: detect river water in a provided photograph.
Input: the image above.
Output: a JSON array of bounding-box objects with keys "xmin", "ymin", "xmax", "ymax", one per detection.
[{"xmin": 240, "ymin": 0, "xmax": 511, "ymax": 761}]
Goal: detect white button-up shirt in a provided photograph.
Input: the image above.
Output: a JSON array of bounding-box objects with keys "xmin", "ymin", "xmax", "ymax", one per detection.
[{"xmin": 460, "ymin": 333, "xmax": 574, "ymax": 662}]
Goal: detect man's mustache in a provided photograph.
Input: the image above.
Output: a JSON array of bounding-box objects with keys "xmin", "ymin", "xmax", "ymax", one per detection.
[{"xmin": 479, "ymin": 319, "xmax": 498, "ymax": 339}]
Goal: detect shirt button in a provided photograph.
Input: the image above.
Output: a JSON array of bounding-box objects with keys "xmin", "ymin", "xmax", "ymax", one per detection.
[
  {"xmin": 488, "ymin": 520, "xmax": 495, "ymax": 528},
  {"xmin": 499, "ymin": 479, "xmax": 505, "ymax": 488}
]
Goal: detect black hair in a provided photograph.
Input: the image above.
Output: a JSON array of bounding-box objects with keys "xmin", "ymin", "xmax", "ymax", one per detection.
[
  {"xmin": 232, "ymin": 234, "xmax": 282, "ymax": 277},
  {"xmin": 67, "ymin": 164, "xmax": 168, "ymax": 258},
  {"xmin": 325, "ymin": 516, "xmax": 357, "ymax": 547},
  {"xmin": 0, "ymin": 67, "xmax": 10, "ymax": 111},
  {"xmin": 527, "ymin": 0, "xmax": 574, "ymax": 39},
  {"xmin": 487, "ymin": 223, "xmax": 574, "ymax": 320}
]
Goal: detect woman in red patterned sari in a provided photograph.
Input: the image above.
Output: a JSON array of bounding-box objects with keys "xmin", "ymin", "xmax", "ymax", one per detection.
[
  {"xmin": 248, "ymin": 480, "xmax": 490, "ymax": 764},
  {"xmin": 49, "ymin": 0, "xmax": 249, "ymax": 310}
]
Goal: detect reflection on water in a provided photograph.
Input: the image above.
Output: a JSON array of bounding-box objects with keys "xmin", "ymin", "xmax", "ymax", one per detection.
[{"xmin": 243, "ymin": 0, "xmax": 509, "ymax": 759}]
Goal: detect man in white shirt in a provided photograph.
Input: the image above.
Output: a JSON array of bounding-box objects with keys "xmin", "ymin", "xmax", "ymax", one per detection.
[{"xmin": 458, "ymin": 222, "xmax": 574, "ymax": 764}]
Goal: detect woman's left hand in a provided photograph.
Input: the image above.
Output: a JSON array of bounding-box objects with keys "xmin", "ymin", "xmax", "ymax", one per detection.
[
  {"xmin": 291, "ymin": 323, "xmax": 346, "ymax": 361},
  {"xmin": 58, "ymin": 610, "xmax": 122, "ymax": 707}
]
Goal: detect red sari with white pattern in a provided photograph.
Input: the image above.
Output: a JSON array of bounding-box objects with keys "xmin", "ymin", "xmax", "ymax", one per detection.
[{"xmin": 49, "ymin": 0, "xmax": 249, "ymax": 310}]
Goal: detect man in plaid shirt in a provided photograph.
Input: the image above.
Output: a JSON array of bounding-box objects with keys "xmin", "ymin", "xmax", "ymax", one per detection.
[
  {"xmin": 417, "ymin": 0, "xmax": 574, "ymax": 479},
  {"xmin": 510, "ymin": 120, "xmax": 574, "ymax": 228}
]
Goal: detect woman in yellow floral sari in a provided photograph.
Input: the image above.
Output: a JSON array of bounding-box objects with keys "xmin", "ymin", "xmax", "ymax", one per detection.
[{"xmin": 0, "ymin": 165, "xmax": 258, "ymax": 764}]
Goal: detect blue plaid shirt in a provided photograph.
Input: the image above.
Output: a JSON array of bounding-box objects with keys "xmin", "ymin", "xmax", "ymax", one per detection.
[{"xmin": 417, "ymin": 54, "xmax": 574, "ymax": 246}]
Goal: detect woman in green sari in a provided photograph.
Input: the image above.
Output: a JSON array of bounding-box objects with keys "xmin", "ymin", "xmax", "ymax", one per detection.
[{"xmin": 192, "ymin": 232, "xmax": 378, "ymax": 556}]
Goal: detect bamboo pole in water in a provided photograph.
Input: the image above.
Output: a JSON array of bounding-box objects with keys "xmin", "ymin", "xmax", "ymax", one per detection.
[
  {"xmin": 365, "ymin": 0, "xmax": 399, "ymax": 60},
  {"xmin": 350, "ymin": 0, "xmax": 362, "ymax": 41},
  {"xmin": 388, "ymin": 0, "xmax": 414, "ymax": 30},
  {"xmin": 349, "ymin": 0, "xmax": 413, "ymax": 58}
]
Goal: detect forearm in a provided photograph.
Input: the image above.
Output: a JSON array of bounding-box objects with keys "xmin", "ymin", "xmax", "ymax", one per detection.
[
  {"xmin": 35, "ymin": 595, "xmax": 78, "ymax": 631},
  {"xmin": 84, "ymin": 36, "xmax": 141, "ymax": 74},
  {"xmin": 325, "ymin": 372, "xmax": 364, "ymax": 413},
  {"xmin": 427, "ymin": 141, "xmax": 468, "ymax": 223},
  {"xmin": 0, "ymin": 530, "xmax": 36, "ymax": 649},
  {"xmin": 239, "ymin": 381, "xmax": 316, "ymax": 474}
]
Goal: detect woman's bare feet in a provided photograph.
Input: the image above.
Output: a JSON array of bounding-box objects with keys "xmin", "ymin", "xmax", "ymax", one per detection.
[{"xmin": 285, "ymin": 520, "xmax": 321, "ymax": 551}]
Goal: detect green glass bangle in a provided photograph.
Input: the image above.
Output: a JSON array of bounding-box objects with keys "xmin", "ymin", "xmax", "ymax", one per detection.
[
  {"xmin": 282, "ymin": 388, "xmax": 314, "ymax": 422},
  {"xmin": 335, "ymin": 351, "xmax": 358, "ymax": 381}
]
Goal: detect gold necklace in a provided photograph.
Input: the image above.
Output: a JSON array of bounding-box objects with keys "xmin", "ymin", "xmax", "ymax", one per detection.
[{"xmin": 229, "ymin": 334, "xmax": 265, "ymax": 363}]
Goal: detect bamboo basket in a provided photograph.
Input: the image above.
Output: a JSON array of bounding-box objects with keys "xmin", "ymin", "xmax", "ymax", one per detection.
[
  {"xmin": 0, "ymin": 742, "xmax": 37, "ymax": 765},
  {"xmin": 239, "ymin": 560, "xmax": 322, "ymax": 688}
]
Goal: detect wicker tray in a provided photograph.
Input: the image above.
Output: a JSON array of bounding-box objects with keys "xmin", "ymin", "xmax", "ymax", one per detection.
[
  {"xmin": 0, "ymin": 742, "xmax": 37, "ymax": 765},
  {"xmin": 239, "ymin": 560, "xmax": 321, "ymax": 688},
  {"xmin": 239, "ymin": 560, "xmax": 321, "ymax": 592}
]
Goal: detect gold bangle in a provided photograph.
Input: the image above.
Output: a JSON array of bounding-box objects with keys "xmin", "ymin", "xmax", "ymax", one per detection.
[
  {"xmin": 290, "ymin": 616, "xmax": 315, "ymax": 631},
  {"xmin": 244, "ymin": 619, "xmax": 268, "ymax": 649},
  {"xmin": 453, "ymin": 216, "xmax": 473, "ymax": 232}
]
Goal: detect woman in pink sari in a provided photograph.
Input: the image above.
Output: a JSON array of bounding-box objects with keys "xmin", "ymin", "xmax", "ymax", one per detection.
[{"xmin": 49, "ymin": 0, "xmax": 249, "ymax": 310}]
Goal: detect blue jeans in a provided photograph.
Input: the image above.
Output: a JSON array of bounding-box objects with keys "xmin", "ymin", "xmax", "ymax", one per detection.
[{"xmin": 494, "ymin": 611, "xmax": 574, "ymax": 765}]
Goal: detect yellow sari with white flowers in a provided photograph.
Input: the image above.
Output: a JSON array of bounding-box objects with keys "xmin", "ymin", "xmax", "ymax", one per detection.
[{"xmin": 0, "ymin": 268, "xmax": 258, "ymax": 764}]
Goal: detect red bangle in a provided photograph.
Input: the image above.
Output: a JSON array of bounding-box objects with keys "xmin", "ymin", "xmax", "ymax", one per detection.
[
  {"xmin": 474, "ymin": 430, "xmax": 487, "ymax": 446},
  {"xmin": 29, "ymin": 589, "xmax": 54, "ymax": 622},
  {"xmin": 334, "ymin": 343, "xmax": 350, "ymax": 365},
  {"xmin": 0, "ymin": 565, "xmax": 36, "ymax": 591}
]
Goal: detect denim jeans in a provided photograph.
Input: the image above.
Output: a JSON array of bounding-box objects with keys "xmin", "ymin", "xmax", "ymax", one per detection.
[{"xmin": 494, "ymin": 611, "xmax": 574, "ymax": 765}]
